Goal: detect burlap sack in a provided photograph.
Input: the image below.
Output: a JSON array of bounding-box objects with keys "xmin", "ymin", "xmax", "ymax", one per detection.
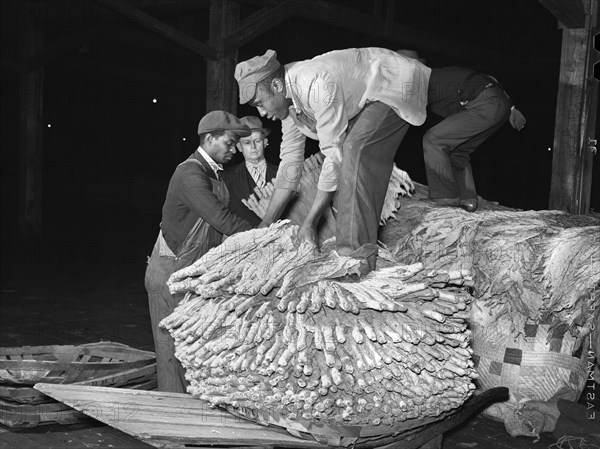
[{"xmin": 471, "ymin": 316, "xmax": 589, "ymax": 428}]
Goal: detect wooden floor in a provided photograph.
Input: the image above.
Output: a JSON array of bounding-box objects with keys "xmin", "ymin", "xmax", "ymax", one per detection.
[{"xmin": 0, "ymin": 252, "xmax": 572, "ymax": 448}]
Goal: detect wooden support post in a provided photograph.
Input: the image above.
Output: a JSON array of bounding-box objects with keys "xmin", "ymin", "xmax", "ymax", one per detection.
[
  {"xmin": 206, "ymin": 0, "xmax": 240, "ymax": 114},
  {"xmin": 18, "ymin": 14, "xmax": 44, "ymax": 243},
  {"xmin": 548, "ymin": 1, "xmax": 598, "ymax": 214},
  {"xmin": 222, "ymin": 0, "xmax": 299, "ymax": 54}
]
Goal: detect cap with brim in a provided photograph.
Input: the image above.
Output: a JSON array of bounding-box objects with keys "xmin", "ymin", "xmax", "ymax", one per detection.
[
  {"xmin": 234, "ymin": 49, "xmax": 281, "ymax": 105},
  {"xmin": 197, "ymin": 110, "xmax": 251, "ymax": 137},
  {"xmin": 239, "ymin": 116, "xmax": 270, "ymax": 137}
]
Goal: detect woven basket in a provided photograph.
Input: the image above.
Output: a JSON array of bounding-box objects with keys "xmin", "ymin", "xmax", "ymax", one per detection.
[
  {"xmin": 0, "ymin": 397, "xmax": 86, "ymax": 428},
  {"xmin": 471, "ymin": 317, "xmax": 588, "ymax": 422},
  {"xmin": 0, "ymin": 341, "xmax": 157, "ymax": 428},
  {"xmin": 0, "ymin": 341, "xmax": 155, "ymax": 385}
]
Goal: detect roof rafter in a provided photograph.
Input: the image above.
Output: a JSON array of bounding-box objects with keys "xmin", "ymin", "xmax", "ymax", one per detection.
[
  {"xmin": 223, "ymin": 0, "xmax": 300, "ymax": 54},
  {"xmin": 538, "ymin": 0, "xmax": 587, "ymax": 28},
  {"xmin": 295, "ymin": 0, "xmax": 538, "ymax": 77},
  {"xmin": 93, "ymin": 0, "xmax": 217, "ymax": 59}
]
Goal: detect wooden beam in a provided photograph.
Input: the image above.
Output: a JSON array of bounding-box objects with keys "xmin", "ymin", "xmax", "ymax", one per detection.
[
  {"xmin": 18, "ymin": 14, "xmax": 44, "ymax": 242},
  {"xmin": 574, "ymin": 0, "xmax": 598, "ymax": 214},
  {"xmin": 93, "ymin": 0, "xmax": 218, "ymax": 60},
  {"xmin": 548, "ymin": 3, "xmax": 597, "ymax": 214},
  {"xmin": 538, "ymin": 0, "xmax": 586, "ymax": 28},
  {"xmin": 1, "ymin": 0, "xmax": 210, "ymax": 33},
  {"xmin": 206, "ymin": 0, "xmax": 239, "ymax": 114},
  {"xmin": 296, "ymin": 1, "xmax": 537, "ymax": 78},
  {"xmin": 26, "ymin": 27, "xmax": 104, "ymax": 72},
  {"xmin": 95, "ymin": 24, "xmax": 206, "ymax": 61},
  {"xmin": 223, "ymin": 0, "xmax": 300, "ymax": 54}
]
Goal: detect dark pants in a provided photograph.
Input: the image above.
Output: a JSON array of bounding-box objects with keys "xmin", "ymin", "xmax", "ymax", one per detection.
[
  {"xmin": 423, "ymin": 86, "xmax": 511, "ymax": 200},
  {"xmin": 144, "ymin": 239, "xmax": 188, "ymax": 393},
  {"xmin": 336, "ymin": 101, "xmax": 410, "ymax": 269}
]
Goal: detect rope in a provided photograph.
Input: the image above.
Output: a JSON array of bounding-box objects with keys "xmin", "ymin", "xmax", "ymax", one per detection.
[{"xmin": 548, "ymin": 434, "xmax": 600, "ymax": 449}]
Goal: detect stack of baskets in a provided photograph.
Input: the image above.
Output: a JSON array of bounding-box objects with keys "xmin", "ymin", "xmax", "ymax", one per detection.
[{"xmin": 0, "ymin": 341, "xmax": 156, "ymax": 428}]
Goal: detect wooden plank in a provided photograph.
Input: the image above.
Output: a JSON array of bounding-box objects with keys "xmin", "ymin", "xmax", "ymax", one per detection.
[
  {"xmin": 222, "ymin": 0, "xmax": 300, "ymax": 54},
  {"xmin": 206, "ymin": 0, "xmax": 239, "ymax": 114},
  {"xmin": 74, "ymin": 363, "xmax": 157, "ymax": 388},
  {"xmin": 93, "ymin": 0, "xmax": 217, "ymax": 60},
  {"xmin": 578, "ymin": 0, "xmax": 598, "ymax": 214},
  {"xmin": 0, "ymin": 344, "xmax": 77, "ymax": 356},
  {"xmin": 1, "ymin": 358, "xmax": 153, "ymax": 372},
  {"xmin": 34, "ymin": 384, "xmax": 327, "ymax": 448},
  {"xmin": 548, "ymin": 5, "xmax": 596, "ymax": 214},
  {"xmin": 126, "ymin": 377, "xmax": 157, "ymax": 391},
  {"xmin": 538, "ymin": 0, "xmax": 586, "ymax": 28},
  {"xmin": 0, "ymin": 384, "xmax": 52, "ymax": 404}
]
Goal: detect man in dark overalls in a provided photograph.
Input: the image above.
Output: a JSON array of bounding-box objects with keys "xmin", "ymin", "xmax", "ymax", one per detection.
[{"xmin": 145, "ymin": 111, "xmax": 253, "ymax": 392}]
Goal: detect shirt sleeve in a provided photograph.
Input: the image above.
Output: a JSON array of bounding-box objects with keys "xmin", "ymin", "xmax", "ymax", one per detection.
[
  {"xmin": 178, "ymin": 166, "xmax": 253, "ymax": 235},
  {"xmin": 310, "ymin": 73, "xmax": 348, "ymax": 192},
  {"xmin": 274, "ymin": 114, "xmax": 306, "ymax": 191}
]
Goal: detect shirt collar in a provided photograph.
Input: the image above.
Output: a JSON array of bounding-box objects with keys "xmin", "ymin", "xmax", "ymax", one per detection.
[
  {"xmin": 245, "ymin": 159, "xmax": 267, "ymax": 169},
  {"xmin": 284, "ymin": 68, "xmax": 301, "ymax": 113},
  {"xmin": 196, "ymin": 146, "xmax": 223, "ymax": 177}
]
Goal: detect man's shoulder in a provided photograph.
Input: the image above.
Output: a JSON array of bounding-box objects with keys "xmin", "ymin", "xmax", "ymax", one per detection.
[
  {"xmin": 223, "ymin": 161, "xmax": 247, "ymax": 175},
  {"xmin": 172, "ymin": 158, "xmax": 212, "ymax": 185},
  {"xmin": 286, "ymin": 58, "xmax": 331, "ymax": 84},
  {"xmin": 221, "ymin": 162, "xmax": 249, "ymax": 185},
  {"xmin": 176, "ymin": 156, "xmax": 210, "ymax": 172}
]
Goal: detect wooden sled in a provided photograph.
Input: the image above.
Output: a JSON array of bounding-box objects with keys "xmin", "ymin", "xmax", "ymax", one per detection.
[{"xmin": 34, "ymin": 382, "xmax": 508, "ymax": 448}]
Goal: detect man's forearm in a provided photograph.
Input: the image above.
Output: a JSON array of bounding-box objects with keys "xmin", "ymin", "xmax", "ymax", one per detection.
[
  {"xmin": 262, "ymin": 188, "xmax": 296, "ymax": 225},
  {"xmin": 304, "ymin": 189, "xmax": 335, "ymax": 227}
]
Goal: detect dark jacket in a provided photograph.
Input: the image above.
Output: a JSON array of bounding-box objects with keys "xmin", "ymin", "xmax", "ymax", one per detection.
[
  {"xmin": 161, "ymin": 151, "xmax": 252, "ymax": 254},
  {"xmin": 428, "ymin": 66, "xmax": 500, "ymax": 117},
  {"xmin": 222, "ymin": 161, "xmax": 279, "ymax": 226}
]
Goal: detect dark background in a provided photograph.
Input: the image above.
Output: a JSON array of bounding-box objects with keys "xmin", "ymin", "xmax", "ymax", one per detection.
[{"xmin": 1, "ymin": 0, "xmax": 599, "ymax": 267}]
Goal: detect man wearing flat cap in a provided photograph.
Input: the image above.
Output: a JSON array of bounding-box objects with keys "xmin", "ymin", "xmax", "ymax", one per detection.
[
  {"xmin": 145, "ymin": 110, "xmax": 253, "ymax": 393},
  {"xmin": 235, "ymin": 48, "xmax": 430, "ymax": 273},
  {"xmin": 222, "ymin": 116, "xmax": 279, "ymax": 226}
]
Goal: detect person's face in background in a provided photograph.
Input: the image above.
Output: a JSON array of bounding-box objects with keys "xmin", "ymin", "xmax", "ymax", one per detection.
[{"xmin": 237, "ymin": 130, "xmax": 267, "ymax": 164}]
